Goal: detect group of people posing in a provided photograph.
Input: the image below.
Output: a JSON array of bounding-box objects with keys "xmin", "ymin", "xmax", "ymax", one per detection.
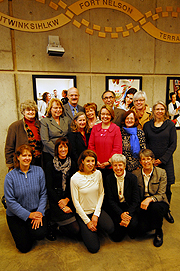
[{"xmin": 4, "ymin": 87, "xmax": 177, "ymax": 253}]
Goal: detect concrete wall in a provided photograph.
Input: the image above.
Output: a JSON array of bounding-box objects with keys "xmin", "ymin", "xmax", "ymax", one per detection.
[{"xmin": 0, "ymin": 0, "xmax": 180, "ymax": 209}]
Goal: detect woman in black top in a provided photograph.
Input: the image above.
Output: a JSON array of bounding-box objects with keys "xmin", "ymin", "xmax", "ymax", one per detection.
[
  {"xmin": 45, "ymin": 137, "xmax": 79, "ymax": 240},
  {"xmin": 143, "ymin": 101, "xmax": 177, "ymax": 223},
  {"xmin": 68, "ymin": 112, "xmax": 91, "ymax": 167}
]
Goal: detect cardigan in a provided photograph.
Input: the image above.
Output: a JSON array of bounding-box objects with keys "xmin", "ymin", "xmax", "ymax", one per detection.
[
  {"xmin": 143, "ymin": 119, "xmax": 177, "ymax": 184},
  {"xmin": 5, "ymin": 118, "xmax": 41, "ymax": 168},
  {"xmin": 88, "ymin": 122, "xmax": 122, "ymax": 164},
  {"xmin": 4, "ymin": 165, "xmax": 47, "ymax": 221},
  {"xmin": 70, "ymin": 170, "xmax": 104, "ymax": 224},
  {"xmin": 45, "ymin": 158, "xmax": 76, "ymax": 222},
  {"xmin": 40, "ymin": 116, "xmax": 69, "ymax": 157},
  {"xmin": 121, "ymin": 127, "xmax": 146, "ymax": 171},
  {"xmin": 68, "ymin": 131, "xmax": 90, "ymax": 165}
]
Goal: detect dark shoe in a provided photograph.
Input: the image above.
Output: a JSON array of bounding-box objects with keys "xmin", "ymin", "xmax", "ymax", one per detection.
[
  {"xmin": 153, "ymin": 230, "xmax": 163, "ymax": 247},
  {"xmin": 46, "ymin": 230, "xmax": 56, "ymax": 241},
  {"xmin": 164, "ymin": 211, "xmax": 174, "ymax": 223},
  {"xmin": 46, "ymin": 223, "xmax": 57, "ymax": 241}
]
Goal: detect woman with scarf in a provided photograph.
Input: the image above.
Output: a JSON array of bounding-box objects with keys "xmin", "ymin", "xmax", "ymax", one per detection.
[
  {"xmin": 5, "ymin": 100, "xmax": 42, "ymax": 169},
  {"xmin": 45, "ymin": 137, "xmax": 79, "ymax": 241},
  {"xmin": 121, "ymin": 110, "xmax": 146, "ymax": 172}
]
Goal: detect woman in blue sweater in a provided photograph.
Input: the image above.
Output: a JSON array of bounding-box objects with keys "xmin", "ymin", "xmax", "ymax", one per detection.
[{"xmin": 4, "ymin": 144, "xmax": 47, "ymax": 253}]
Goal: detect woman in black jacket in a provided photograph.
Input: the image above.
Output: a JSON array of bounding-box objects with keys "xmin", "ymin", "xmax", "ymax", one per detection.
[
  {"xmin": 68, "ymin": 112, "xmax": 91, "ymax": 167},
  {"xmin": 45, "ymin": 137, "xmax": 79, "ymax": 240}
]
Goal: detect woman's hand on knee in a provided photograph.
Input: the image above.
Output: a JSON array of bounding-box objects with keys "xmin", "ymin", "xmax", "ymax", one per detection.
[{"xmin": 87, "ymin": 221, "xmax": 97, "ymax": 232}]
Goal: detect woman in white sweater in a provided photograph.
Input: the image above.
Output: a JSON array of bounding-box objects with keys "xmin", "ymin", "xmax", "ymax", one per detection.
[{"xmin": 70, "ymin": 150, "xmax": 114, "ymax": 253}]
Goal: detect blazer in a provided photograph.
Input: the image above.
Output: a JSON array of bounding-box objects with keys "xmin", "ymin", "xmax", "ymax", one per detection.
[
  {"xmin": 106, "ymin": 171, "xmax": 140, "ymax": 222},
  {"xmin": 40, "ymin": 116, "xmax": 69, "ymax": 157},
  {"xmin": 132, "ymin": 167, "xmax": 169, "ymax": 205},
  {"xmin": 63, "ymin": 103, "xmax": 84, "ymax": 120},
  {"xmin": 113, "ymin": 107, "xmax": 125, "ymax": 127},
  {"xmin": 68, "ymin": 131, "xmax": 90, "ymax": 164}
]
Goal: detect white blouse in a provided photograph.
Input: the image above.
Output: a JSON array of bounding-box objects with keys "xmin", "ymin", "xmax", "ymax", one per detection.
[{"xmin": 70, "ymin": 170, "xmax": 104, "ymax": 224}]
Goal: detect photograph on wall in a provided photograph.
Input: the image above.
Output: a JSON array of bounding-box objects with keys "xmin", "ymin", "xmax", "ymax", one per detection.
[
  {"xmin": 106, "ymin": 76, "xmax": 142, "ymax": 108},
  {"xmin": 166, "ymin": 77, "xmax": 180, "ymax": 129},
  {"xmin": 32, "ymin": 75, "xmax": 76, "ymax": 120}
]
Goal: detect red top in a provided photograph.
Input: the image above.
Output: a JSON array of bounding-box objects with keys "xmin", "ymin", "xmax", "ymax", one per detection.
[
  {"xmin": 24, "ymin": 118, "xmax": 41, "ymax": 141},
  {"xmin": 88, "ymin": 122, "xmax": 122, "ymax": 163}
]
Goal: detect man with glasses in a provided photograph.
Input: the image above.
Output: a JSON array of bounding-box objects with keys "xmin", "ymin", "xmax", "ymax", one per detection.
[
  {"xmin": 133, "ymin": 149, "xmax": 169, "ymax": 247},
  {"xmin": 102, "ymin": 90, "xmax": 125, "ymax": 127},
  {"xmin": 64, "ymin": 87, "xmax": 84, "ymax": 127}
]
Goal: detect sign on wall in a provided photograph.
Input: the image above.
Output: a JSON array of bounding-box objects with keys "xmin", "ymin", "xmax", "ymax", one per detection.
[{"xmin": 0, "ymin": 0, "xmax": 180, "ymax": 42}]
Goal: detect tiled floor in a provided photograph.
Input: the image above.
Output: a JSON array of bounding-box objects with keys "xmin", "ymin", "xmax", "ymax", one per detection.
[{"xmin": 1, "ymin": 184, "xmax": 180, "ymax": 271}]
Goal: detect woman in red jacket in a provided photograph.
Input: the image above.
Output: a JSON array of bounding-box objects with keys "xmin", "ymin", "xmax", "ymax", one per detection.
[{"xmin": 88, "ymin": 105, "xmax": 122, "ymax": 204}]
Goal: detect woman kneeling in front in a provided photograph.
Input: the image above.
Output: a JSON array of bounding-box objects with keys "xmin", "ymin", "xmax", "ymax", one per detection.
[
  {"xmin": 70, "ymin": 150, "xmax": 114, "ymax": 253},
  {"xmin": 4, "ymin": 144, "xmax": 47, "ymax": 253}
]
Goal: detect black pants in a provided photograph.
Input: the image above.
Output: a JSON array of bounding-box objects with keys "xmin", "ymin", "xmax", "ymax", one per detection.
[
  {"xmin": 77, "ymin": 210, "xmax": 114, "ymax": 253},
  {"xmin": 7, "ymin": 215, "xmax": 47, "ymax": 253},
  {"xmin": 109, "ymin": 203, "xmax": 138, "ymax": 242},
  {"xmin": 138, "ymin": 201, "xmax": 169, "ymax": 234}
]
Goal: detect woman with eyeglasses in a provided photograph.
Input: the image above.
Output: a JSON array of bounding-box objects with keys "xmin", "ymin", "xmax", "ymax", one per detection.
[
  {"xmin": 143, "ymin": 101, "xmax": 177, "ymax": 224},
  {"xmin": 5, "ymin": 100, "xmax": 42, "ymax": 169},
  {"xmin": 40, "ymin": 98, "xmax": 69, "ymax": 167},
  {"xmin": 131, "ymin": 91, "xmax": 151, "ymax": 129},
  {"xmin": 88, "ymin": 105, "xmax": 122, "ymax": 200}
]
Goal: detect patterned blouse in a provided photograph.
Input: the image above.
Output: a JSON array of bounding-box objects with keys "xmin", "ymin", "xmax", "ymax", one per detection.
[{"xmin": 121, "ymin": 127, "xmax": 146, "ymax": 172}]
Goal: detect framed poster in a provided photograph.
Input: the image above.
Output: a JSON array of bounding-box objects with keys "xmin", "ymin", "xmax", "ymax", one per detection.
[
  {"xmin": 166, "ymin": 77, "xmax": 180, "ymax": 129},
  {"xmin": 32, "ymin": 75, "xmax": 76, "ymax": 119},
  {"xmin": 106, "ymin": 76, "xmax": 142, "ymax": 108}
]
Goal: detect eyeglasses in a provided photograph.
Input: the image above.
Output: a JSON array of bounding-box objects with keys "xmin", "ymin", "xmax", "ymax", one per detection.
[{"xmin": 103, "ymin": 96, "xmax": 114, "ymax": 100}]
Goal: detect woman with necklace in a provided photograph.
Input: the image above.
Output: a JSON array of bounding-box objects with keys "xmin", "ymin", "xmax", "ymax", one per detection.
[
  {"xmin": 68, "ymin": 112, "xmax": 91, "ymax": 168},
  {"xmin": 88, "ymin": 105, "xmax": 122, "ymax": 191},
  {"xmin": 45, "ymin": 137, "xmax": 79, "ymax": 241},
  {"xmin": 40, "ymin": 98, "xmax": 69, "ymax": 167},
  {"xmin": 70, "ymin": 150, "xmax": 114, "ymax": 253},
  {"xmin": 4, "ymin": 144, "xmax": 47, "ymax": 253},
  {"xmin": 121, "ymin": 110, "xmax": 146, "ymax": 172},
  {"xmin": 143, "ymin": 101, "xmax": 177, "ymax": 224}
]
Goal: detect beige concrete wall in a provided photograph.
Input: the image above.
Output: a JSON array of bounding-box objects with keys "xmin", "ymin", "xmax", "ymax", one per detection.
[{"xmin": 0, "ymin": 0, "xmax": 180, "ymax": 209}]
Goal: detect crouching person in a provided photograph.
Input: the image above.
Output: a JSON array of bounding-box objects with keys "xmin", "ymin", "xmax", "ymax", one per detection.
[
  {"xmin": 106, "ymin": 154, "xmax": 140, "ymax": 242},
  {"xmin": 133, "ymin": 149, "xmax": 169, "ymax": 247},
  {"xmin": 4, "ymin": 144, "xmax": 47, "ymax": 253}
]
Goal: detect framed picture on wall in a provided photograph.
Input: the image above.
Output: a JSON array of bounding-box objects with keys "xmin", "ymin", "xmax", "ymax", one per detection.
[
  {"xmin": 106, "ymin": 76, "xmax": 142, "ymax": 108},
  {"xmin": 166, "ymin": 77, "xmax": 180, "ymax": 129},
  {"xmin": 32, "ymin": 75, "xmax": 76, "ymax": 120}
]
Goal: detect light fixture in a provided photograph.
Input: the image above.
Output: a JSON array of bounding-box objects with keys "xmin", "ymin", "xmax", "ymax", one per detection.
[{"xmin": 47, "ymin": 35, "xmax": 65, "ymax": 57}]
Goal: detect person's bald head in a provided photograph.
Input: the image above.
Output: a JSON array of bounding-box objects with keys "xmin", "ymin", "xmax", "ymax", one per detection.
[{"xmin": 67, "ymin": 87, "xmax": 80, "ymax": 107}]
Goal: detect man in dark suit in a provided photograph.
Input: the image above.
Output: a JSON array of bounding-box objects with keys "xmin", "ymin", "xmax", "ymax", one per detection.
[
  {"xmin": 106, "ymin": 154, "xmax": 140, "ymax": 242},
  {"xmin": 102, "ymin": 90, "xmax": 125, "ymax": 127},
  {"xmin": 63, "ymin": 87, "xmax": 84, "ymax": 128}
]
